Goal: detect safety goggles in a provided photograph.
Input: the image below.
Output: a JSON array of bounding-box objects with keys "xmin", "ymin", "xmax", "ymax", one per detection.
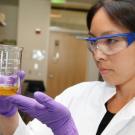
[{"xmin": 82, "ymin": 32, "xmax": 135, "ymax": 55}]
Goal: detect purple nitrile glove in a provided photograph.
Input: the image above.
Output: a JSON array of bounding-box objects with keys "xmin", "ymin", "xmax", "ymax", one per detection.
[
  {"xmin": 17, "ymin": 70, "xmax": 25, "ymax": 81},
  {"xmin": 9, "ymin": 92, "xmax": 79, "ymax": 135},
  {"xmin": 0, "ymin": 96, "xmax": 17, "ymax": 116},
  {"xmin": 0, "ymin": 70, "xmax": 25, "ymax": 117}
]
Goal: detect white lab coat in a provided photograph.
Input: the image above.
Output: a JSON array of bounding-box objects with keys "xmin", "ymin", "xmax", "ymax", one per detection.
[{"xmin": 14, "ymin": 81, "xmax": 135, "ymax": 135}]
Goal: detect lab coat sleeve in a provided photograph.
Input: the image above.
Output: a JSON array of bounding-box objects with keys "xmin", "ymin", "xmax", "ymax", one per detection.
[
  {"xmin": 117, "ymin": 117, "xmax": 135, "ymax": 135},
  {"xmin": 14, "ymin": 113, "xmax": 54, "ymax": 135},
  {"xmin": 54, "ymin": 81, "xmax": 99, "ymax": 105}
]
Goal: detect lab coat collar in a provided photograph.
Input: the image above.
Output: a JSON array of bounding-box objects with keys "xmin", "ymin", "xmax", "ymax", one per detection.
[
  {"xmin": 101, "ymin": 82, "xmax": 135, "ymax": 135},
  {"xmin": 102, "ymin": 81, "xmax": 116, "ymax": 103},
  {"xmin": 102, "ymin": 98, "xmax": 135, "ymax": 135}
]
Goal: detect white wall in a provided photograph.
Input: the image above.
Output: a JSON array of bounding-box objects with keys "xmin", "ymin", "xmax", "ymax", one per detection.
[{"xmin": 17, "ymin": 0, "xmax": 51, "ymax": 83}]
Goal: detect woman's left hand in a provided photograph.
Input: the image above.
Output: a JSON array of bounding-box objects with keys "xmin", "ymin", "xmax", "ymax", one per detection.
[
  {"xmin": 8, "ymin": 92, "xmax": 79, "ymax": 135},
  {"xmin": 0, "ymin": 70, "xmax": 25, "ymax": 117}
]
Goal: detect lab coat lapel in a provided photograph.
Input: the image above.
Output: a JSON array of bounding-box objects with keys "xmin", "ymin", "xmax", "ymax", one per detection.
[{"xmin": 102, "ymin": 98, "xmax": 135, "ymax": 135}]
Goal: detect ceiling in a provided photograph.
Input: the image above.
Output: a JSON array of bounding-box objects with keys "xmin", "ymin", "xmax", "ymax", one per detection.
[
  {"xmin": 51, "ymin": 0, "xmax": 98, "ymax": 32},
  {"xmin": 66, "ymin": 0, "xmax": 96, "ymax": 3},
  {"xmin": 52, "ymin": 0, "xmax": 98, "ymax": 10}
]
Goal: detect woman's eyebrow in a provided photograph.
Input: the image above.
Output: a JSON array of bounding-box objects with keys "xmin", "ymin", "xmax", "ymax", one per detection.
[
  {"xmin": 88, "ymin": 31, "xmax": 118, "ymax": 37},
  {"xmin": 88, "ymin": 32, "xmax": 96, "ymax": 37},
  {"xmin": 100, "ymin": 31, "xmax": 117, "ymax": 36}
]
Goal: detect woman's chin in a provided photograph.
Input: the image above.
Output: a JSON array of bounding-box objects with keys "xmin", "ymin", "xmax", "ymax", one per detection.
[{"xmin": 102, "ymin": 77, "xmax": 119, "ymax": 85}]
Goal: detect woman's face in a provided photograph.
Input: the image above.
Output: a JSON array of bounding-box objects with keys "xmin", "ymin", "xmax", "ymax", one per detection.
[{"xmin": 90, "ymin": 7, "xmax": 135, "ymax": 85}]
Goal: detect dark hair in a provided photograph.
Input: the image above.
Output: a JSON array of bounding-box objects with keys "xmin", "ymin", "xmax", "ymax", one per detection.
[{"xmin": 87, "ymin": 0, "xmax": 135, "ymax": 32}]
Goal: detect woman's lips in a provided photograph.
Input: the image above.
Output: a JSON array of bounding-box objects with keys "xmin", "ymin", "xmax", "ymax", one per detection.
[{"xmin": 99, "ymin": 68, "xmax": 110, "ymax": 75}]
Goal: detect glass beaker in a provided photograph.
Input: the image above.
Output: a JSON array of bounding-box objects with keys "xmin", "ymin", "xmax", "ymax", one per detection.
[{"xmin": 0, "ymin": 45, "xmax": 23, "ymax": 96}]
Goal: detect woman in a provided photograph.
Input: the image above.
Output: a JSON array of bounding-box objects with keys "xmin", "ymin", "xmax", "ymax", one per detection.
[{"xmin": 1, "ymin": 0, "xmax": 135, "ymax": 134}]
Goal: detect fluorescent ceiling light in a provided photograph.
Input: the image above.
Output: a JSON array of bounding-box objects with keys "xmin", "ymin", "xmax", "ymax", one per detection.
[{"xmin": 51, "ymin": 0, "xmax": 66, "ymax": 4}]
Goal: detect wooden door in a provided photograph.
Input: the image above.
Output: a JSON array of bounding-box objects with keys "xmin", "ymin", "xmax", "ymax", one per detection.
[{"xmin": 46, "ymin": 31, "xmax": 88, "ymax": 97}]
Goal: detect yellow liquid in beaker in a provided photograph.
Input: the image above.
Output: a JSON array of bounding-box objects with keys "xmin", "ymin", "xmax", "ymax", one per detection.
[{"xmin": 0, "ymin": 86, "xmax": 18, "ymax": 96}]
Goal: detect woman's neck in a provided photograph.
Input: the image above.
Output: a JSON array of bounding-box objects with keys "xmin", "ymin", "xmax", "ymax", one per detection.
[
  {"xmin": 107, "ymin": 78, "xmax": 135, "ymax": 113},
  {"xmin": 116, "ymin": 78, "xmax": 135, "ymax": 99}
]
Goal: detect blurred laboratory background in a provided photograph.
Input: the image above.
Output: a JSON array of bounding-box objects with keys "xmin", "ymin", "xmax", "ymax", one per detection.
[{"xmin": 0, "ymin": 0, "xmax": 99, "ymax": 100}]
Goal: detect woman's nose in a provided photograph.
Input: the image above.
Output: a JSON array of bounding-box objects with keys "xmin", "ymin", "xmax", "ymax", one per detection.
[{"xmin": 93, "ymin": 48, "xmax": 107, "ymax": 61}]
